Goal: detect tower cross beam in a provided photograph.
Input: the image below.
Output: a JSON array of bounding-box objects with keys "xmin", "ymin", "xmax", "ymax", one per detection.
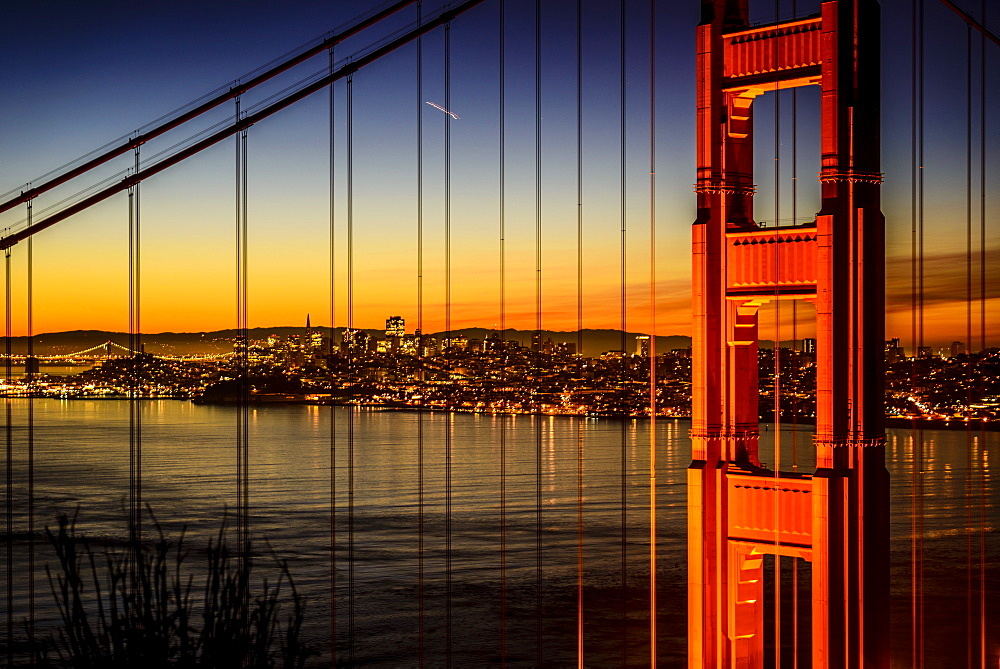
[{"xmin": 689, "ymin": 1, "xmax": 889, "ymax": 666}]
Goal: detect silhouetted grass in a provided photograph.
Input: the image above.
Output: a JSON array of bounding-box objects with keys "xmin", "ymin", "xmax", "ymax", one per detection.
[{"xmin": 37, "ymin": 508, "xmax": 308, "ymax": 668}]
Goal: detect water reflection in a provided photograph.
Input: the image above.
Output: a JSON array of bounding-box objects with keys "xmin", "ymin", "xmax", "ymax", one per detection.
[{"xmin": 1, "ymin": 400, "xmax": 996, "ymax": 665}]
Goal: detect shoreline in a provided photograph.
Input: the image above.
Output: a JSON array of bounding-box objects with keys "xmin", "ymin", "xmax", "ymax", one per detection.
[{"xmin": 2, "ymin": 395, "xmax": 996, "ymax": 432}]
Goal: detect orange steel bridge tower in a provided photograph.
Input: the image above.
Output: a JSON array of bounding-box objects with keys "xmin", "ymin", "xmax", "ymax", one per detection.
[{"xmin": 688, "ymin": 0, "xmax": 889, "ymax": 666}]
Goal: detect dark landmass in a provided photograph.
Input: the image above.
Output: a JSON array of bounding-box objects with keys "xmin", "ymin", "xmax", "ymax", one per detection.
[{"xmin": 5, "ymin": 327, "xmax": 694, "ymax": 357}]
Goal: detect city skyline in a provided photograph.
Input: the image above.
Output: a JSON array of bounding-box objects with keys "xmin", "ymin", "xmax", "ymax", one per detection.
[{"xmin": 0, "ymin": 0, "xmax": 995, "ymax": 345}]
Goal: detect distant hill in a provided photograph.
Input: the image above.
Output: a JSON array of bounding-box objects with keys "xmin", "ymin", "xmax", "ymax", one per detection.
[
  {"xmin": 9, "ymin": 327, "xmax": 695, "ymax": 357},
  {"xmin": 437, "ymin": 328, "xmax": 693, "ymax": 357}
]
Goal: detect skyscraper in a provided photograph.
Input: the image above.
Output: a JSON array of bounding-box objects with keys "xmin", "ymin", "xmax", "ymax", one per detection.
[
  {"xmin": 635, "ymin": 335, "xmax": 651, "ymax": 357},
  {"xmin": 801, "ymin": 337, "xmax": 817, "ymax": 355},
  {"xmin": 386, "ymin": 316, "xmax": 405, "ymax": 339}
]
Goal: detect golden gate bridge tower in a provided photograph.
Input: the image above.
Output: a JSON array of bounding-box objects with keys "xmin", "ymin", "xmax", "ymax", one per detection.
[{"xmin": 688, "ymin": 0, "xmax": 889, "ymax": 666}]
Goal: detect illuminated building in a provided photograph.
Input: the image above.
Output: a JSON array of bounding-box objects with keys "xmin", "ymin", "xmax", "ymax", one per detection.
[
  {"xmin": 635, "ymin": 335, "xmax": 651, "ymax": 357},
  {"xmin": 385, "ymin": 316, "xmax": 405, "ymax": 339}
]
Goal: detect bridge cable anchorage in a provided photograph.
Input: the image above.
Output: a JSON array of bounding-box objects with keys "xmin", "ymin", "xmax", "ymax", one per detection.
[
  {"xmin": 326, "ymin": 40, "xmax": 342, "ymax": 667},
  {"xmin": 0, "ymin": 0, "xmax": 420, "ymax": 217},
  {"xmin": 0, "ymin": 0, "xmax": 488, "ymax": 252}
]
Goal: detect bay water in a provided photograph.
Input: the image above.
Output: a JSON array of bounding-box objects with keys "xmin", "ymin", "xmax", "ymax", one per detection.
[{"xmin": 2, "ymin": 400, "xmax": 996, "ymax": 665}]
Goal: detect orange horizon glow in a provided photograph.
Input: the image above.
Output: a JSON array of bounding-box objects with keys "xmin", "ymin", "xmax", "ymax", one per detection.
[{"xmin": 4, "ymin": 231, "xmax": 996, "ymax": 349}]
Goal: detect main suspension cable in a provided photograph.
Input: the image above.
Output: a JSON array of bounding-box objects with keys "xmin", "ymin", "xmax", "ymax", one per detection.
[
  {"xmin": 0, "ymin": 0, "xmax": 421, "ymax": 216},
  {"xmin": 1, "ymin": 0, "xmax": 489, "ymax": 253}
]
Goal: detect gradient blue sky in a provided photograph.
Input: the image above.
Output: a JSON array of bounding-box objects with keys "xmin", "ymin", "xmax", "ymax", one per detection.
[{"xmin": 0, "ymin": 0, "xmax": 996, "ymax": 349}]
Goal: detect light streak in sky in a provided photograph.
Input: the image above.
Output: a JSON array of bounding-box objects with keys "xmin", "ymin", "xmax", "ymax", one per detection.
[{"xmin": 425, "ymin": 101, "xmax": 460, "ymax": 119}]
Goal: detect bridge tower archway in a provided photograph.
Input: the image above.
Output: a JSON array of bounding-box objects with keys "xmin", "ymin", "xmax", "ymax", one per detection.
[{"xmin": 689, "ymin": 0, "xmax": 889, "ymax": 666}]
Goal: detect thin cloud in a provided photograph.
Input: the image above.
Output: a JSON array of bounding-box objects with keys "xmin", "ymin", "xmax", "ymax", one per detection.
[{"xmin": 885, "ymin": 247, "xmax": 1000, "ymax": 313}]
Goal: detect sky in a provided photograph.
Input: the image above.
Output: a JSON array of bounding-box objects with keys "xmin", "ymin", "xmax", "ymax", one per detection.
[{"xmin": 0, "ymin": 0, "xmax": 996, "ymax": 350}]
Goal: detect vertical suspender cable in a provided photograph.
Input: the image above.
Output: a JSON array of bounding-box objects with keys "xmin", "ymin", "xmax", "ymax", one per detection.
[
  {"xmin": 416, "ymin": 4, "xmax": 426, "ymax": 663},
  {"xmin": 235, "ymin": 100, "xmax": 250, "ymax": 571},
  {"xmin": 916, "ymin": 1, "xmax": 926, "ymax": 663},
  {"xmin": 772, "ymin": 1, "xmax": 783, "ymax": 655},
  {"xmin": 978, "ymin": 2, "xmax": 987, "ymax": 662},
  {"xmin": 790, "ymin": 1, "xmax": 801, "ymax": 660},
  {"xmin": 328, "ymin": 45, "xmax": 338, "ymax": 666},
  {"xmin": 129, "ymin": 184, "xmax": 135, "ymax": 534},
  {"xmin": 129, "ymin": 145, "xmax": 141, "ymax": 542},
  {"xmin": 235, "ymin": 98, "xmax": 242, "ymax": 555},
  {"xmin": 909, "ymin": 0, "xmax": 919, "ymax": 661},
  {"xmin": 498, "ymin": 0, "xmax": 508, "ymax": 662},
  {"xmin": 909, "ymin": 2, "xmax": 922, "ymax": 664},
  {"xmin": 443, "ymin": 22, "xmax": 454, "ymax": 665},
  {"xmin": 647, "ymin": 0, "xmax": 657, "ymax": 661},
  {"xmin": 233, "ymin": 96, "xmax": 251, "ymax": 642},
  {"xmin": 234, "ymin": 96, "xmax": 244, "ymax": 563},
  {"xmin": 241, "ymin": 127, "xmax": 249, "ymax": 560},
  {"xmin": 790, "ymin": 0, "xmax": 800, "ymax": 655},
  {"xmin": 533, "ymin": 2, "xmax": 544, "ymax": 663},
  {"xmin": 26, "ymin": 204, "xmax": 35, "ymax": 661},
  {"xmin": 618, "ymin": 1, "xmax": 628, "ymax": 662},
  {"xmin": 346, "ymin": 72, "xmax": 356, "ymax": 664},
  {"xmin": 965, "ymin": 22, "xmax": 974, "ymax": 666},
  {"xmin": 911, "ymin": 0, "xmax": 930, "ymax": 663},
  {"xmin": 127, "ymin": 178, "xmax": 136, "ymax": 557},
  {"xmin": 575, "ymin": 1, "xmax": 585, "ymax": 665},
  {"xmin": 4, "ymin": 247, "xmax": 11, "ymax": 667}
]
